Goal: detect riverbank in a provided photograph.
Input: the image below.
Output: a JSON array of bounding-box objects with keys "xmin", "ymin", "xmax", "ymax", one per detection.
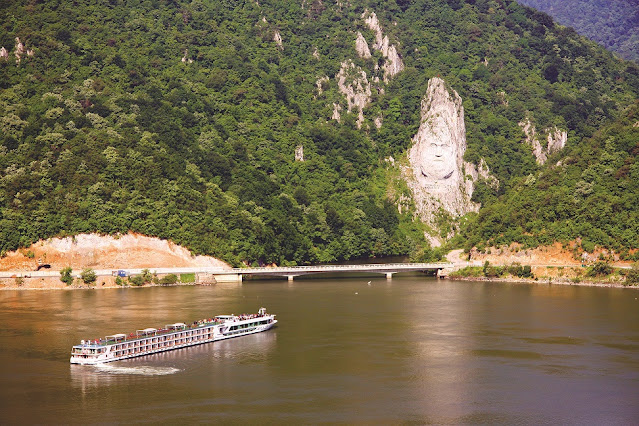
[{"xmin": 448, "ymin": 275, "xmax": 639, "ymax": 289}]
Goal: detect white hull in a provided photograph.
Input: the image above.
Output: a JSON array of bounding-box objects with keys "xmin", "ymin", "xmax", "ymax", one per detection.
[{"xmin": 71, "ymin": 310, "xmax": 276, "ymax": 365}]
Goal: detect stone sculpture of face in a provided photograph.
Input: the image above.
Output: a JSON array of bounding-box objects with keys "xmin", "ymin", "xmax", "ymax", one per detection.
[{"xmin": 419, "ymin": 129, "xmax": 456, "ymax": 181}]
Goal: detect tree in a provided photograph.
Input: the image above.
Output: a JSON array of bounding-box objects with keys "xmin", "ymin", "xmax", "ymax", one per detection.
[
  {"xmin": 60, "ymin": 267, "xmax": 73, "ymax": 286},
  {"xmin": 141, "ymin": 268, "xmax": 153, "ymax": 284},
  {"xmin": 80, "ymin": 268, "xmax": 97, "ymax": 285},
  {"xmin": 626, "ymin": 262, "xmax": 639, "ymax": 285}
]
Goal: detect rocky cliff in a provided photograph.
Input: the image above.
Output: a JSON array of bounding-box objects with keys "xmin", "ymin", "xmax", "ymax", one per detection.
[
  {"xmin": 519, "ymin": 118, "xmax": 567, "ymax": 164},
  {"xmin": 405, "ymin": 78, "xmax": 496, "ymax": 243}
]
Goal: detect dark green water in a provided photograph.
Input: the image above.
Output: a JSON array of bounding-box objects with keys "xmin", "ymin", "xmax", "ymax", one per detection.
[{"xmin": 1, "ymin": 276, "xmax": 638, "ymax": 424}]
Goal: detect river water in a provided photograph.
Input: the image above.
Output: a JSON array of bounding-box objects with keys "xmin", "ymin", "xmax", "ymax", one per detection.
[{"xmin": 1, "ymin": 276, "xmax": 638, "ymax": 424}]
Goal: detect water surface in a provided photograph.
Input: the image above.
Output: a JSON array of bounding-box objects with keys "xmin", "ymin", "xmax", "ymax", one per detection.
[{"xmin": 0, "ymin": 277, "xmax": 638, "ymax": 424}]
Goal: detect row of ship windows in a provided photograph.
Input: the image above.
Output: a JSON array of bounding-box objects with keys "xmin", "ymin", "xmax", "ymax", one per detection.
[
  {"xmin": 112, "ymin": 336, "xmax": 212, "ymax": 356},
  {"xmin": 228, "ymin": 320, "xmax": 270, "ymax": 331},
  {"xmin": 111, "ymin": 328, "xmax": 216, "ymax": 350}
]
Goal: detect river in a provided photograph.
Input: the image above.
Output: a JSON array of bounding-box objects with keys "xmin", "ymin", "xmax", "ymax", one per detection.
[{"xmin": 1, "ymin": 276, "xmax": 638, "ymax": 424}]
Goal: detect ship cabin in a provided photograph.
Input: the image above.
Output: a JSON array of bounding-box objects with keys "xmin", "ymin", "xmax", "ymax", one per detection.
[
  {"xmin": 166, "ymin": 322, "xmax": 187, "ymax": 330},
  {"xmin": 215, "ymin": 315, "xmax": 235, "ymax": 322}
]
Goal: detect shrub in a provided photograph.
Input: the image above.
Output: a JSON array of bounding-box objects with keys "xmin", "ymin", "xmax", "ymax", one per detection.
[
  {"xmin": 626, "ymin": 263, "xmax": 639, "ymax": 284},
  {"xmin": 141, "ymin": 269, "xmax": 153, "ymax": 284},
  {"xmin": 80, "ymin": 268, "xmax": 97, "ymax": 285},
  {"xmin": 449, "ymin": 266, "xmax": 483, "ymax": 278},
  {"xmin": 60, "ymin": 267, "xmax": 73, "ymax": 286},
  {"xmin": 128, "ymin": 275, "xmax": 145, "ymax": 286},
  {"xmin": 586, "ymin": 261, "xmax": 613, "ymax": 277},
  {"xmin": 159, "ymin": 274, "xmax": 178, "ymax": 285}
]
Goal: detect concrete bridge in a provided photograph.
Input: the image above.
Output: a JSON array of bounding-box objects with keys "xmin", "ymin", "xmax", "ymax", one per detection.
[
  {"xmin": 0, "ymin": 262, "xmax": 453, "ymax": 283},
  {"xmin": 220, "ymin": 262, "xmax": 453, "ymax": 281}
]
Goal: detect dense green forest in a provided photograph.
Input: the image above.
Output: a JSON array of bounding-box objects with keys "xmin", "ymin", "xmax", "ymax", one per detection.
[
  {"xmin": 457, "ymin": 101, "xmax": 639, "ymax": 257},
  {"xmin": 1, "ymin": 0, "xmax": 637, "ymax": 265},
  {"xmin": 517, "ymin": 0, "xmax": 639, "ymax": 63}
]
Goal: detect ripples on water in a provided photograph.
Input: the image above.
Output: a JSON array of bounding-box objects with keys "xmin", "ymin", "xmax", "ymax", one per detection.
[
  {"xmin": 95, "ymin": 364, "xmax": 180, "ymax": 376},
  {"xmin": 1, "ymin": 279, "xmax": 638, "ymax": 424}
]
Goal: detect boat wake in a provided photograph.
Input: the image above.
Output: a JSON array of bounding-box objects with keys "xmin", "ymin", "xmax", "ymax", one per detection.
[{"xmin": 95, "ymin": 363, "xmax": 180, "ymax": 376}]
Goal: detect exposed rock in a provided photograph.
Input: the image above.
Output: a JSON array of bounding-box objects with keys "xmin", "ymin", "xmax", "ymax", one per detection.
[
  {"xmin": 519, "ymin": 118, "xmax": 567, "ymax": 165},
  {"xmin": 315, "ymin": 76, "xmax": 329, "ymax": 95},
  {"xmin": 14, "ymin": 37, "xmax": 24, "ymax": 64},
  {"xmin": 633, "ymin": 121, "xmax": 639, "ymax": 128},
  {"xmin": 0, "ymin": 47, "xmax": 8, "ymax": 60},
  {"xmin": 312, "ymin": 47, "xmax": 320, "ymax": 59},
  {"xmin": 181, "ymin": 49, "xmax": 193, "ymax": 64},
  {"xmin": 497, "ymin": 91, "xmax": 508, "ymax": 106},
  {"xmin": 273, "ymin": 31, "xmax": 283, "ymax": 50},
  {"xmin": 295, "ymin": 145, "xmax": 304, "ymax": 162},
  {"xmin": 406, "ymin": 77, "xmax": 492, "ymax": 225},
  {"xmin": 0, "ymin": 233, "xmax": 230, "ymax": 273},
  {"xmin": 355, "ymin": 32, "xmax": 371, "ymax": 58},
  {"xmin": 362, "ymin": 10, "xmax": 404, "ymax": 82},
  {"xmin": 519, "ymin": 118, "xmax": 546, "ymax": 164},
  {"xmin": 332, "ymin": 103, "xmax": 342, "ymax": 122},
  {"xmin": 547, "ymin": 126, "xmax": 567, "ymax": 154},
  {"xmin": 374, "ymin": 115, "xmax": 383, "ymax": 129},
  {"xmin": 335, "ymin": 60, "xmax": 371, "ymax": 128}
]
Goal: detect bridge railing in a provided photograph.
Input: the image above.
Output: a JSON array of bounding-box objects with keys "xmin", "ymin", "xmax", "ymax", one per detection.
[{"xmin": 233, "ymin": 263, "xmax": 453, "ymax": 274}]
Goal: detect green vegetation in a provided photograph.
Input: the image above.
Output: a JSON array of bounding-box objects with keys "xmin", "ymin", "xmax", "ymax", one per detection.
[
  {"xmin": 128, "ymin": 275, "xmax": 145, "ymax": 286},
  {"xmin": 180, "ymin": 273, "xmax": 196, "ymax": 283},
  {"xmin": 518, "ymin": 0, "xmax": 639, "ymax": 62},
  {"xmin": 586, "ymin": 261, "xmax": 613, "ymax": 278},
  {"xmin": 160, "ymin": 274, "xmax": 179, "ymax": 285},
  {"xmin": 624, "ymin": 263, "xmax": 639, "ymax": 285},
  {"xmin": 59, "ymin": 267, "xmax": 73, "ymax": 286},
  {"xmin": 0, "ymin": 0, "xmax": 637, "ymax": 265},
  {"xmin": 457, "ymin": 103, "xmax": 639, "ymax": 255},
  {"xmin": 80, "ymin": 268, "xmax": 97, "ymax": 284}
]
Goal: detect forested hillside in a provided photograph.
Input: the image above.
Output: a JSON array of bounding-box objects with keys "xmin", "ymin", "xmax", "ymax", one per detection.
[
  {"xmin": 457, "ymin": 101, "xmax": 639, "ymax": 258},
  {"xmin": 517, "ymin": 0, "xmax": 639, "ymax": 63},
  {"xmin": 1, "ymin": 0, "xmax": 637, "ymax": 266}
]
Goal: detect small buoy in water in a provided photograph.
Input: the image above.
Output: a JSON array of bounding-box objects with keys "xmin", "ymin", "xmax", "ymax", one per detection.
[
  {"xmin": 355, "ymin": 292, "xmax": 358, "ymax": 295},
  {"xmin": 367, "ymin": 281, "xmax": 371, "ymax": 285}
]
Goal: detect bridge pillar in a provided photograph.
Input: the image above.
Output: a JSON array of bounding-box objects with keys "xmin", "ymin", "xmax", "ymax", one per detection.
[
  {"xmin": 386, "ymin": 272, "xmax": 394, "ymax": 280},
  {"xmin": 287, "ymin": 275, "xmax": 294, "ymax": 282}
]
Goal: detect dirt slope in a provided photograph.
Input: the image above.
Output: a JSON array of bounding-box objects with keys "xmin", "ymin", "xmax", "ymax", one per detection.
[{"xmin": 0, "ymin": 233, "xmax": 230, "ymax": 272}]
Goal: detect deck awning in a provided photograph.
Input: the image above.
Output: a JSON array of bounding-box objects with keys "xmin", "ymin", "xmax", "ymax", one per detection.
[
  {"xmin": 106, "ymin": 333, "xmax": 127, "ymax": 340},
  {"xmin": 136, "ymin": 328, "xmax": 157, "ymax": 335},
  {"xmin": 166, "ymin": 322, "xmax": 186, "ymax": 329}
]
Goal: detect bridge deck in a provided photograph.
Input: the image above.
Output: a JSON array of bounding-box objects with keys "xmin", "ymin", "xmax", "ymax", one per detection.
[{"xmin": 0, "ymin": 263, "xmax": 453, "ymax": 280}]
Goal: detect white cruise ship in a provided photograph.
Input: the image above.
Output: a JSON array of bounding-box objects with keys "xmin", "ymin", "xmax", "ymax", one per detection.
[{"xmin": 70, "ymin": 307, "xmax": 277, "ymax": 365}]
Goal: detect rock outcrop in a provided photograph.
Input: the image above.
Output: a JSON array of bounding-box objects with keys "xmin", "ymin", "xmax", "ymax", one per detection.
[
  {"xmin": 2, "ymin": 37, "xmax": 34, "ymax": 65},
  {"xmin": 335, "ymin": 60, "xmax": 372, "ymax": 128},
  {"xmin": 406, "ymin": 78, "xmax": 495, "ymax": 234},
  {"xmin": 519, "ymin": 118, "xmax": 567, "ymax": 165},
  {"xmin": 362, "ymin": 10, "xmax": 404, "ymax": 82},
  {"xmin": 273, "ymin": 30, "xmax": 283, "ymax": 50},
  {"xmin": 315, "ymin": 76, "xmax": 329, "ymax": 95},
  {"xmin": 355, "ymin": 32, "xmax": 371, "ymax": 58}
]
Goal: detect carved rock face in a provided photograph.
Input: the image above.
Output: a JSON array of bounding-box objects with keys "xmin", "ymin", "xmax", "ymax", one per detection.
[
  {"xmin": 409, "ymin": 77, "xmax": 465, "ymax": 187},
  {"xmin": 416, "ymin": 124, "xmax": 457, "ymax": 181},
  {"xmin": 406, "ymin": 77, "xmax": 490, "ymax": 234}
]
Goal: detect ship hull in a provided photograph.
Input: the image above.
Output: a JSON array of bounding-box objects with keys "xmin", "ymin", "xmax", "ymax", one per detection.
[{"xmin": 70, "ymin": 314, "xmax": 276, "ymax": 365}]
